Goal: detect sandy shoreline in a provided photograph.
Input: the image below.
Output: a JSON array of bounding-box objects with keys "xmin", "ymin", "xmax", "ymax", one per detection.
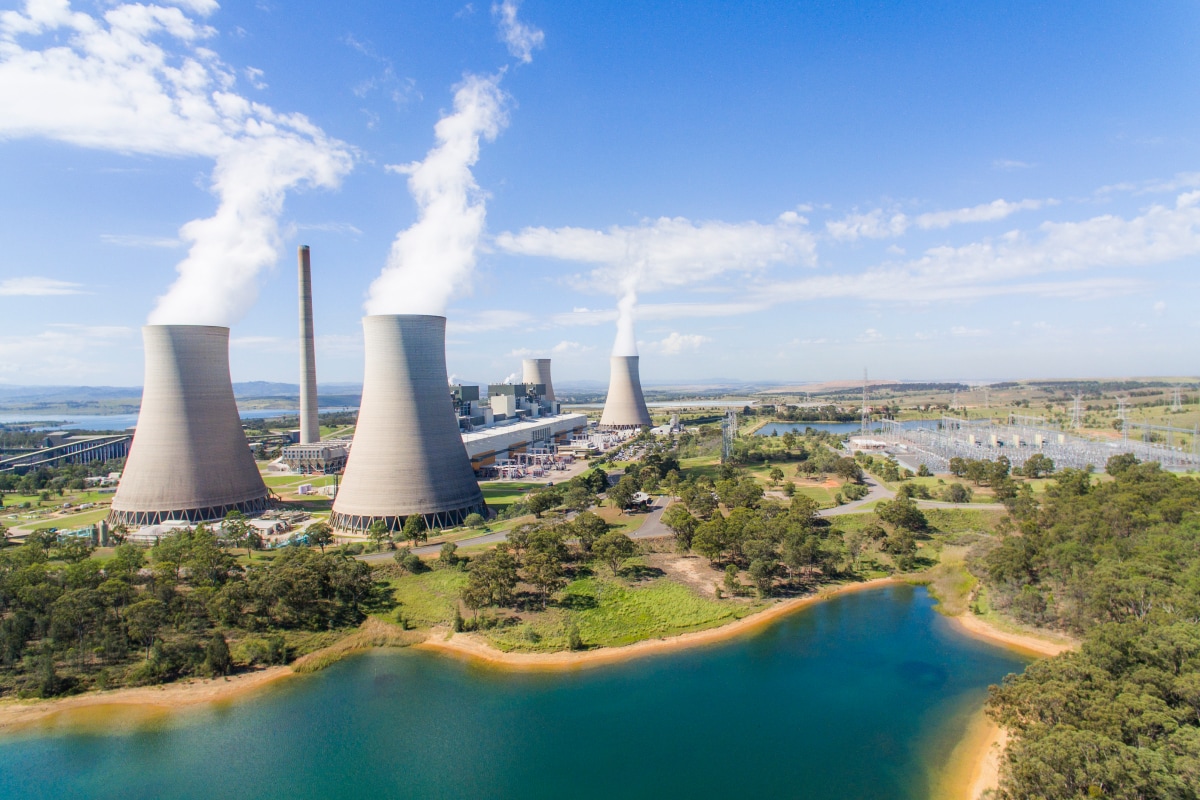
[
  {"xmin": 948, "ymin": 610, "xmax": 1076, "ymax": 657},
  {"xmin": 416, "ymin": 576, "xmax": 901, "ymax": 670},
  {"xmin": 0, "ymin": 666, "xmax": 293, "ymax": 736}
]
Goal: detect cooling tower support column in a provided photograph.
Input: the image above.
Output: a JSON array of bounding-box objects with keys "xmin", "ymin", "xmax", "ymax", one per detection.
[
  {"xmin": 330, "ymin": 315, "xmax": 487, "ymax": 533},
  {"xmin": 522, "ymin": 358, "xmax": 555, "ymax": 402},
  {"xmin": 109, "ymin": 326, "xmax": 269, "ymax": 527},
  {"xmin": 298, "ymin": 245, "xmax": 319, "ymax": 444},
  {"xmin": 599, "ymin": 355, "xmax": 652, "ymax": 429}
]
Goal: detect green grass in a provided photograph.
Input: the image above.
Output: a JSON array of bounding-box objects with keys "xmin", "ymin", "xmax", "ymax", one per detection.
[
  {"xmin": 387, "ymin": 569, "xmax": 470, "ymax": 627},
  {"xmin": 13, "ymin": 506, "xmax": 111, "ymax": 532},
  {"xmin": 481, "ymin": 572, "xmax": 759, "ymax": 652},
  {"xmin": 907, "ymin": 544, "xmax": 977, "ymax": 616},
  {"xmin": 480, "ymin": 481, "xmax": 540, "ymax": 510}
]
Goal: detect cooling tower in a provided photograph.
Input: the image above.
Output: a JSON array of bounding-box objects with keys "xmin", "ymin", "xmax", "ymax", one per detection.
[
  {"xmin": 522, "ymin": 358, "xmax": 555, "ymax": 402},
  {"xmin": 298, "ymin": 245, "xmax": 319, "ymax": 445},
  {"xmin": 599, "ymin": 355, "xmax": 652, "ymax": 429},
  {"xmin": 330, "ymin": 315, "xmax": 486, "ymax": 532},
  {"xmin": 109, "ymin": 326, "xmax": 269, "ymax": 527}
]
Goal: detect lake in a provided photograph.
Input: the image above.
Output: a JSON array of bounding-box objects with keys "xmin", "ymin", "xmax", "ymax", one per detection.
[
  {"xmin": 0, "ymin": 408, "xmax": 357, "ymax": 432},
  {"xmin": 0, "ymin": 585, "xmax": 1025, "ymax": 799}
]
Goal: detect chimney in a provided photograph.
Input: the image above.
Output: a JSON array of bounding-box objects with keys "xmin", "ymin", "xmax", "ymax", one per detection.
[{"xmin": 298, "ymin": 245, "xmax": 319, "ymax": 444}]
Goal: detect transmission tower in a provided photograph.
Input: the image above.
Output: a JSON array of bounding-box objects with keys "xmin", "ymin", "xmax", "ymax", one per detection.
[
  {"xmin": 1118, "ymin": 397, "xmax": 1128, "ymax": 445},
  {"xmin": 951, "ymin": 389, "xmax": 958, "ymax": 411},
  {"xmin": 1173, "ymin": 386, "xmax": 1183, "ymax": 412},
  {"xmin": 721, "ymin": 410, "xmax": 737, "ymax": 463},
  {"xmin": 1070, "ymin": 394, "xmax": 1083, "ymax": 429}
]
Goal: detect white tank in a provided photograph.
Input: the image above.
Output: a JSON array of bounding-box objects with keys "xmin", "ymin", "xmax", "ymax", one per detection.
[
  {"xmin": 599, "ymin": 355, "xmax": 652, "ymax": 429},
  {"xmin": 522, "ymin": 358, "xmax": 555, "ymax": 402},
  {"xmin": 330, "ymin": 315, "xmax": 486, "ymax": 532},
  {"xmin": 109, "ymin": 325, "xmax": 269, "ymax": 527}
]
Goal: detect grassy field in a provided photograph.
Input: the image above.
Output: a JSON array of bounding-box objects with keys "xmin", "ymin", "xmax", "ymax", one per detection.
[
  {"xmin": 482, "ymin": 571, "xmax": 759, "ymax": 652},
  {"xmin": 386, "ymin": 569, "xmax": 470, "ymax": 627},
  {"xmin": 480, "ymin": 481, "xmax": 540, "ymax": 512}
]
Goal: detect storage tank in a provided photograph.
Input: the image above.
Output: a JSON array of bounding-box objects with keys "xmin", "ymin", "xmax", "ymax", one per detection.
[
  {"xmin": 599, "ymin": 355, "xmax": 652, "ymax": 429},
  {"xmin": 330, "ymin": 315, "xmax": 486, "ymax": 532},
  {"xmin": 108, "ymin": 325, "xmax": 269, "ymax": 527}
]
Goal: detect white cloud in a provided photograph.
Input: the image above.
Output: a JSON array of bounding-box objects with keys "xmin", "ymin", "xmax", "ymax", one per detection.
[
  {"xmin": 826, "ymin": 198, "xmax": 1051, "ymax": 241},
  {"xmin": 0, "ymin": 0, "xmax": 355, "ymax": 326},
  {"xmin": 914, "ymin": 198, "xmax": 1052, "ymax": 230},
  {"xmin": 100, "ymin": 233, "xmax": 183, "ymax": 248},
  {"xmin": 0, "ymin": 324, "xmax": 134, "ymax": 382},
  {"xmin": 856, "ymin": 328, "xmax": 884, "ymax": 343},
  {"xmin": 826, "ymin": 209, "xmax": 908, "ymax": 241},
  {"xmin": 244, "ymin": 65, "xmax": 266, "ymax": 89},
  {"xmin": 0, "ymin": 276, "xmax": 85, "ymax": 296},
  {"xmin": 367, "ymin": 73, "xmax": 508, "ymax": 316},
  {"xmin": 993, "ymin": 159, "xmax": 1033, "ymax": 171},
  {"xmin": 1153, "ymin": 300, "xmax": 1166, "ymax": 316},
  {"xmin": 294, "ymin": 221, "xmax": 363, "ymax": 235},
  {"xmin": 641, "ymin": 332, "xmax": 712, "ymax": 355},
  {"xmin": 951, "ymin": 326, "xmax": 989, "ymax": 338},
  {"xmin": 757, "ymin": 191, "xmax": 1200, "ymax": 305},
  {"xmin": 509, "ymin": 340, "xmax": 594, "ymax": 359},
  {"xmin": 491, "ymin": 0, "xmax": 543, "ymax": 64}
]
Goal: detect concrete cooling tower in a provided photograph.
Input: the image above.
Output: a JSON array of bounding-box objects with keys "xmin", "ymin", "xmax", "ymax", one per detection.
[
  {"xmin": 522, "ymin": 358, "xmax": 555, "ymax": 402},
  {"xmin": 599, "ymin": 355, "xmax": 652, "ymax": 429},
  {"xmin": 109, "ymin": 326, "xmax": 269, "ymax": 527},
  {"xmin": 330, "ymin": 315, "xmax": 486, "ymax": 532}
]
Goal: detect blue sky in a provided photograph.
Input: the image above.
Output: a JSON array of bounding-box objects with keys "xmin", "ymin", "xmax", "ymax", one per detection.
[{"xmin": 1, "ymin": 0, "xmax": 1198, "ymax": 387}]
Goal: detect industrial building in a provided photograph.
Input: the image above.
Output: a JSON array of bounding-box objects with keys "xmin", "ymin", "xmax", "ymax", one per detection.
[
  {"xmin": 0, "ymin": 432, "xmax": 131, "ymax": 474},
  {"xmin": 330, "ymin": 315, "xmax": 487, "ymax": 532},
  {"xmin": 280, "ymin": 441, "xmax": 349, "ymax": 474},
  {"xmin": 108, "ymin": 325, "xmax": 270, "ymax": 527},
  {"xmin": 462, "ymin": 413, "xmax": 587, "ymax": 475},
  {"xmin": 599, "ymin": 355, "xmax": 652, "ymax": 429}
]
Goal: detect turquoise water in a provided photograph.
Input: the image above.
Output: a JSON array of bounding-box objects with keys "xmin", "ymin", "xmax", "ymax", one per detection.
[
  {"xmin": 755, "ymin": 421, "xmax": 937, "ymax": 436},
  {"xmin": 0, "ymin": 586, "xmax": 1025, "ymax": 800}
]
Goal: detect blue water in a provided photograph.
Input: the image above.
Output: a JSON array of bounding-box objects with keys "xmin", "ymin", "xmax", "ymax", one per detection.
[
  {"xmin": 0, "ymin": 408, "xmax": 357, "ymax": 432},
  {"xmin": 0, "ymin": 586, "xmax": 1026, "ymax": 800}
]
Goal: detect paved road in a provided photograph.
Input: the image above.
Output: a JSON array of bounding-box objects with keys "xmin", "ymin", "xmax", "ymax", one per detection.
[{"xmin": 818, "ymin": 474, "xmax": 892, "ymax": 517}]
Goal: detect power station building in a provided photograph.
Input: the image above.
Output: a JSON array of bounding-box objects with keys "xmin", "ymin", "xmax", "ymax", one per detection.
[
  {"xmin": 108, "ymin": 325, "xmax": 270, "ymax": 527},
  {"xmin": 599, "ymin": 355, "xmax": 652, "ymax": 429},
  {"xmin": 330, "ymin": 315, "xmax": 487, "ymax": 532}
]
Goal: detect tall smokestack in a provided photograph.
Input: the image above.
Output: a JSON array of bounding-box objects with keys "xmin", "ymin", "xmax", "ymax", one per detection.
[
  {"xmin": 109, "ymin": 326, "xmax": 269, "ymax": 526},
  {"xmin": 599, "ymin": 355, "xmax": 652, "ymax": 429},
  {"xmin": 330, "ymin": 315, "xmax": 486, "ymax": 532},
  {"xmin": 298, "ymin": 245, "xmax": 319, "ymax": 444},
  {"xmin": 522, "ymin": 358, "xmax": 555, "ymax": 402}
]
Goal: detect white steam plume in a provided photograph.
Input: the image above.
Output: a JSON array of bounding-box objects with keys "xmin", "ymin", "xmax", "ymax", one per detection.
[
  {"xmin": 613, "ymin": 284, "xmax": 638, "ymax": 356},
  {"xmin": 365, "ymin": 74, "xmax": 508, "ymax": 316},
  {"xmin": 0, "ymin": 0, "xmax": 354, "ymax": 326}
]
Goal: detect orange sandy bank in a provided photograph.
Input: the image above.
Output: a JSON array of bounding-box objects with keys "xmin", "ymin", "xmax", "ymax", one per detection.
[
  {"xmin": 948, "ymin": 611, "xmax": 1077, "ymax": 657},
  {"xmin": 0, "ymin": 666, "xmax": 293, "ymax": 736},
  {"xmin": 416, "ymin": 577, "xmax": 901, "ymax": 670}
]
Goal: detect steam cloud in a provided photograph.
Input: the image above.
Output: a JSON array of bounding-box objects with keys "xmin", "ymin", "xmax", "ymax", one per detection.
[
  {"xmin": 365, "ymin": 74, "xmax": 508, "ymax": 316},
  {"xmin": 0, "ymin": 0, "xmax": 354, "ymax": 326},
  {"xmin": 613, "ymin": 284, "xmax": 638, "ymax": 357}
]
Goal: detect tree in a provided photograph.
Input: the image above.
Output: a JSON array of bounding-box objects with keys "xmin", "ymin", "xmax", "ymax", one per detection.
[
  {"xmin": 592, "ymin": 532, "xmax": 636, "ymax": 574},
  {"xmin": 768, "ymin": 467, "xmax": 784, "ymax": 486},
  {"xmin": 1020, "ymin": 453, "xmax": 1055, "ymax": 479},
  {"xmin": 527, "ymin": 491, "xmax": 559, "ymax": 519},
  {"xmin": 0, "ymin": 521, "xmax": 8, "ymax": 548},
  {"xmin": 305, "ymin": 521, "xmax": 334, "ymax": 553},
  {"xmin": 607, "ymin": 475, "xmax": 639, "ymax": 511},
  {"xmin": 571, "ymin": 511, "xmax": 608, "ymax": 553},
  {"xmin": 366, "ymin": 520, "xmax": 392, "ymax": 552},
  {"xmin": 1106, "ymin": 452, "xmax": 1139, "ymax": 476},
  {"xmin": 465, "ymin": 549, "xmax": 518, "ymax": 607},
  {"xmin": 224, "ymin": 510, "xmax": 254, "ymax": 558},
  {"xmin": 916, "ymin": 464, "xmax": 932, "ymax": 477},
  {"xmin": 402, "ymin": 515, "xmax": 428, "ymax": 547},
  {"xmin": 661, "ymin": 504, "xmax": 699, "ymax": 550},
  {"xmin": 524, "ymin": 550, "xmax": 565, "ymax": 609},
  {"xmin": 748, "ymin": 559, "xmax": 775, "ymax": 597},
  {"xmin": 464, "ymin": 512, "xmax": 486, "ymax": 529},
  {"xmin": 125, "ymin": 598, "xmax": 167, "ymax": 658},
  {"xmin": 834, "ymin": 458, "xmax": 863, "ymax": 483},
  {"xmin": 437, "ymin": 542, "xmax": 460, "ymax": 569},
  {"xmin": 876, "ymin": 495, "xmax": 927, "ymax": 532},
  {"xmin": 723, "ymin": 564, "xmax": 741, "ymax": 595},
  {"xmin": 204, "ymin": 632, "xmax": 232, "ymax": 676}
]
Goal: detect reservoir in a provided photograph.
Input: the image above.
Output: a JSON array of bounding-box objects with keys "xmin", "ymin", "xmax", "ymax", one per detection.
[{"xmin": 0, "ymin": 585, "xmax": 1025, "ymax": 799}]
